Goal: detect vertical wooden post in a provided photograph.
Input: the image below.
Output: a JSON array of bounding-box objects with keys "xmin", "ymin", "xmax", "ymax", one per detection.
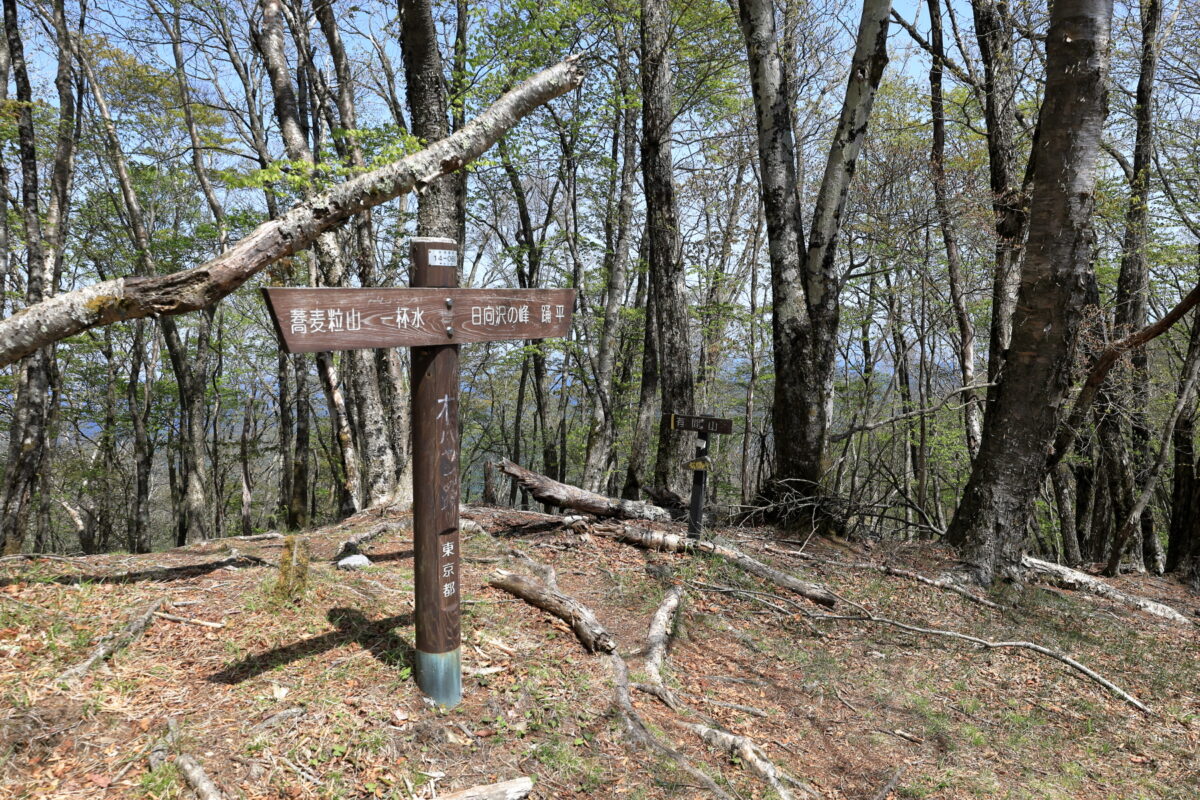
[
  {"xmin": 410, "ymin": 237, "xmax": 462, "ymax": 707},
  {"xmin": 688, "ymin": 431, "xmax": 709, "ymax": 538}
]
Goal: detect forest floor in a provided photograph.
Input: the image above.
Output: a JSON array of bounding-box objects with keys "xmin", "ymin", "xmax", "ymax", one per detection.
[{"xmin": 1, "ymin": 506, "xmax": 1198, "ymax": 800}]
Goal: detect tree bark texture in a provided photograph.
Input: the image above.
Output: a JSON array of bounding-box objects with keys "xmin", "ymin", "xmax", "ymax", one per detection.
[
  {"xmin": 971, "ymin": 0, "xmax": 1033, "ymax": 400},
  {"xmin": 927, "ymin": 0, "xmax": 981, "ymax": 458},
  {"xmin": 945, "ymin": 0, "xmax": 1114, "ymax": 586},
  {"xmin": 642, "ymin": 0, "xmax": 695, "ymax": 495},
  {"xmin": 582, "ymin": 31, "xmax": 637, "ymax": 493},
  {"xmin": 736, "ymin": 0, "xmax": 890, "ymax": 514}
]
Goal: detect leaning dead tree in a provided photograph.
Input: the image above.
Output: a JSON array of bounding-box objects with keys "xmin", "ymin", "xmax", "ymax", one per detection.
[{"xmin": 0, "ymin": 57, "xmax": 587, "ymax": 367}]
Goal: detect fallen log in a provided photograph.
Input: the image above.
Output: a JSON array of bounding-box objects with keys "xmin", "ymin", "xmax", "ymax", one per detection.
[
  {"xmin": 60, "ymin": 598, "xmax": 165, "ymax": 680},
  {"xmin": 489, "ymin": 568, "xmax": 616, "ymax": 653},
  {"xmin": 176, "ymin": 753, "xmax": 226, "ymax": 800},
  {"xmin": 603, "ymin": 525, "xmax": 836, "ymax": 608},
  {"xmin": 1022, "ymin": 556, "xmax": 1192, "ymax": 626},
  {"xmin": 439, "ymin": 778, "xmax": 534, "ymax": 800},
  {"xmin": 494, "ymin": 459, "xmax": 671, "ymax": 522}
]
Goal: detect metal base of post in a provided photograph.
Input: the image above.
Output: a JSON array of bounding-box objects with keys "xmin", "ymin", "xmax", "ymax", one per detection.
[{"xmin": 415, "ymin": 648, "xmax": 462, "ymax": 707}]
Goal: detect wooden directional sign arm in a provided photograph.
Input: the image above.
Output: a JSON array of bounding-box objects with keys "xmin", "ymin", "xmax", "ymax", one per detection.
[{"xmin": 262, "ymin": 288, "xmax": 576, "ymax": 352}]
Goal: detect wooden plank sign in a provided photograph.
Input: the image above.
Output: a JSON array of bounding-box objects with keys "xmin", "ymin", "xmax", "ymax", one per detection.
[
  {"xmin": 262, "ymin": 287, "xmax": 576, "ymax": 352},
  {"xmin": 261, "ymin": 236, "xmax": 575, "ymax": 710},
  {"xmin": 666, "ymin": 413, "xmax": 733, "ymax": 435}
]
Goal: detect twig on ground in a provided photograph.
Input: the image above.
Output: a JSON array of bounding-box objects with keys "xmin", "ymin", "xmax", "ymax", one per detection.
[
  {"xmin": 771, "ymin": 548, "xmax": 1003, "ymax": 610},
  {"xmin": 250, "ymin": 707, "xmax": 306, "ymax": 732},
  {"xmin": 833, "ymin": 685, "xmax": 861, "ymax": 715},
  {"xmin": 153, "ymin": 611, "xmax": 224, "ymax": 629},
  {"xmin": 60, "ymin": 598, "xmax": 165, "ymax": 680},
  {"xmin": 870, "ymin": 767, "xmax": 905, "ymax": 800}
]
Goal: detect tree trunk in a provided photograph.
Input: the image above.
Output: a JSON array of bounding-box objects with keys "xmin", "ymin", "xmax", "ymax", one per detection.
[
  {"xmin": 1101, "ymin": 0, "xmax": 1164, "ymax": 574},
  {"xmin": 972, "ymin": 0, "xmax": 1033, "ymax": 400},
  {"xmin": 736, "ymin": 0, "xmax": 890, "ymax": 523},
  {"xmin": 0, "ymin": 0, "xmax": 73, "ymax": 553},
  {"xmin": 642, "ymin": 0, "xmax": 695, "ymax": 495},
  {"xmin": 945, "ymin": 0, "xmax": 1114, "ymax": 586},
  {"xmin": 928, "ymin": 0, "xmax": 980, "ymax": 458},
  {"xmin": 623, "ymin": 262, "xmax": 659, "ymax": 500},
  {"xmin": 288, "ymin": 355, "xmax": 311, "ymax": 530},
  {"xmin": 582, "ymin": 28, "xmax": 637, "ymax": 493}
]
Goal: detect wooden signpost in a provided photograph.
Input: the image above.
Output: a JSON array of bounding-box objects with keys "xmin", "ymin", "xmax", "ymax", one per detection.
[
  {"xmin": 664, "ymin": 413, "xmax": 733, "ymax": 537},
  {"xmin": 263, "ymin": 237, "xmax": 574, "ymax": 708}
]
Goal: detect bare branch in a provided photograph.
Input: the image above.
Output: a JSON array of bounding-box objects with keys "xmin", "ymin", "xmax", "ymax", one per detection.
[{"xmin": 0, "ymin": 57, "xmax": 587, "ymax": 367}]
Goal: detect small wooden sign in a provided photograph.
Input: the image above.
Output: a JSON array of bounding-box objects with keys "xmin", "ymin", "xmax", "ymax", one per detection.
[
  {"xmin": 262, "ymin": 287, "xmax": 576, "ymax": 353},
  {"xmin": 666, "ymin": 413, "xmax": 733, "ymax": 435},
  {"xmin": 684, "ymin": 459, "xmax": 710, "ymax": 472}
]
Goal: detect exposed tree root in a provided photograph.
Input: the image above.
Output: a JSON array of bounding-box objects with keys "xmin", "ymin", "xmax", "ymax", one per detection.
[
  {"xmin": 151, "ymin": 718, "xmax": 226, "ymax": 800},
  {"xmin": 495, "ymin": 542, "xmax": 813, "ymax": 800},
  {"xmin": 494, "ymin": 459, "xmax": 672, "ymax": 521},
  {"xmin": 608, "ymin": 653, "xmax": 735, "ymax": 800},
  {"xmin": 640, "ymin": 585, "xmax": 684, "ymax": 707},
  {"xmin": 334, "ymin": 522, "xmax": 402, "ymax": 560},
  {"xmin": 176, "ymin": 753, "xmax": 226, "ymax": 800},
  {"xmin": 1022, "ymin": 556, "xmax": 1192, "ymax": 626},
  {"xmin": 599, "ymin": 525, "xmax": 836, "ymax": 607},
  {"xmin": 59, "ymin": 598, "xmax": 165, "ymax": 680}
]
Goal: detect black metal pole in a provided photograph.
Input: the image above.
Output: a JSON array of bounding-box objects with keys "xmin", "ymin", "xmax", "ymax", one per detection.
[{"xmin": 688, "ymin": 431, "xmax": 709, "ymax": 538}]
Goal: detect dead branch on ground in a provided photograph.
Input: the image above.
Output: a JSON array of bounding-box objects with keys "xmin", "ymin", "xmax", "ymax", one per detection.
[
  {"xmin": 438, "ymin": 778, "xmax": 534, "ymax": 800},
  {"xmin": 153, "ymin": 611, "xmax": 225, "ymax": 629},
  {"xmin": 489, "ymin": 568, "xmax": 615, "ymax": 653},
  {"xmin": 600, "ymin": 525, "xmax": 836, "ymax": 607},
  {"xmin": 770, "ymin": 547, "xmax": 1003, "ymax": 610},
  {"xmin": 812, "ymin": 595, "xmax": 1152, "ymax": 715},
  {"xmin": 494, "ymin": 459, "xmax": 672, "ymax": 522},
  {"xmin": 1021, "ymin": 556, "xmax": 1193, "ymax": 626},
  {"xmin": 59, "ymin": 598, "xmax": 165, "ymax": 680}
]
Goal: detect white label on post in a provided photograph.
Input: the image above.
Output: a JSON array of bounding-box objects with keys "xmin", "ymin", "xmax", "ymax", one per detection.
[{"xmin": 428, "ymin": 248, "xmax": 457, "ymax": 267}]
